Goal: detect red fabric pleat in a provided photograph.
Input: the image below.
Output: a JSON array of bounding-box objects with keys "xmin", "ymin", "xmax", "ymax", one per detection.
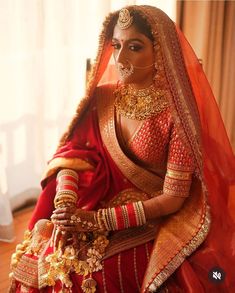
[{"xmin": 166, "ymin": 27, "xmax": 235, "ymax": 292}]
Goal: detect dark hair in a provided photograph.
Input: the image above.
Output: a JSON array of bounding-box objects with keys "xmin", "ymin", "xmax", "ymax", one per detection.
[
  {"xmin": 132, "ymin": 11, "xmax": 154, "ymax": 42},
  {"xmin": 108, "ymin": 10, "xmax": 154, "ymax": 42}
]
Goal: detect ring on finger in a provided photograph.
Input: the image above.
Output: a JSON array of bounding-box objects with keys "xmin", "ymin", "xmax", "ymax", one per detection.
[{"xmin": 71, "ymin": 215, "xmax": 77, "ymax": 221}]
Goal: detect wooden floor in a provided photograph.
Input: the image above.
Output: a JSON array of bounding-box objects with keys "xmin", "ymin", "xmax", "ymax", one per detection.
[{"xmin": 0, "ymin": 206, "xmax": 34, "ymax": 293}]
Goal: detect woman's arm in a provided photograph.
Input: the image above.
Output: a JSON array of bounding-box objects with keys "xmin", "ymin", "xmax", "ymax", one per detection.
[
  {"xmin": 144, "ymin": 122, "xmax": 195, "ymax": 219},
  {"xmin": 52, "ymin": 123, "xmax": 195, "ymax": 233},
  {"xmin": 143, "ymin": 194, "xmax": 186, "ymax": 219}
]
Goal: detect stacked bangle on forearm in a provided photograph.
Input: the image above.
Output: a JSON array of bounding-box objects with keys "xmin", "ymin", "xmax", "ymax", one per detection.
[
  {"xmin": 54, "ymin": 169, "xmax": 79, "ymax": 208},
  {"xmin": 97, "ymin": 201, "xmax": 146, "ymax": 231}
]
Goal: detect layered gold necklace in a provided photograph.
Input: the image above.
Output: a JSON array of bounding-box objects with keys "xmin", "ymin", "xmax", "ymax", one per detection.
[{"xmin": 114, "ymin": 84, "xmax": 168, "ymax": 120}]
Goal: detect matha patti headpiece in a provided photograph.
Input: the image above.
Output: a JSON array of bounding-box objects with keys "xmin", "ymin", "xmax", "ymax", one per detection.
[{"xmin": 117, "ymin": 8, "xmax": 133, "ymax": 29}]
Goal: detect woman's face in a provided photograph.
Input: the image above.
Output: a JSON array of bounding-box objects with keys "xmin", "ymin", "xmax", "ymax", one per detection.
[{"xmin": 112, "ymin": 23, "xmax": 155, "ymax": 88}]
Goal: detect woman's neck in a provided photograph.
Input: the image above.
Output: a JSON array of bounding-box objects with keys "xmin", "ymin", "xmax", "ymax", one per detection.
[
  {"xmin": 128, "ymin": 74, "xmax": 154, "ymax": 89},
  {"xmin": 129, "ymin": 81, "xmax": 154, "ymax": 90}
]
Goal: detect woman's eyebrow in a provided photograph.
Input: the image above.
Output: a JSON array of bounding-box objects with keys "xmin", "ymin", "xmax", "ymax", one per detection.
[{"xmin": 111, "ymin": 38, "xmax": 145, "ymax": 44}]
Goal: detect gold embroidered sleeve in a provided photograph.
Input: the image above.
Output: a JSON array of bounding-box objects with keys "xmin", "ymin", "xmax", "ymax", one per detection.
[{"xmin": 163, "ymin": 124, "xmax": 195, "ymax": 198}]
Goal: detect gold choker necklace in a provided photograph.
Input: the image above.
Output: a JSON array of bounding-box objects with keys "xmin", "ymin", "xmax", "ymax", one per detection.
[{"xmin": 114, "ymin": 84, "xmax": 168, "ymax": 120}]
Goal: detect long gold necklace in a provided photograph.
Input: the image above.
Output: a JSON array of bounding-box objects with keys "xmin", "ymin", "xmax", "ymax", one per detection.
[{"xmin": 114, "ymin": 84, "xmax": 168, "ymax": 120}]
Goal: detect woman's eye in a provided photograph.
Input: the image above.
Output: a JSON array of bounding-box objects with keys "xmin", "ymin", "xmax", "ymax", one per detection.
[
  {"xmin": 129, "ymin": 44, "xmax": 142, "ymax": 52},
  {"xmin": 111, "ymin": 43, "xmax": 121, "ymax": 49}
]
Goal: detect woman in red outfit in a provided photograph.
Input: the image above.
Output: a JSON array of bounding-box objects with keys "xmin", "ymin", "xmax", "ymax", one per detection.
[{"xmin": 10, "ymin": 5, "xmax": 235, "ymax": 293}]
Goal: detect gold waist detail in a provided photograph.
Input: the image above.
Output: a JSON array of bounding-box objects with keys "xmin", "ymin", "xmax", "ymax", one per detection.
[
  {"xmin": 106, "ymin": 188, "xmax": 163, "ymax": 208},
  {"xmin": 102, "ymin": 188, "xmax": 162, "ymax": 259}
]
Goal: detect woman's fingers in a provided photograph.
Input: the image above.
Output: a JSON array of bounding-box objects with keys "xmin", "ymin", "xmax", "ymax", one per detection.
[
  {"xmin": 50, "ymin": 208, "xmax": 94, "ymax": 233},
  {"xmin": 58, "ymin": 225, "xmax": 79, "ymax": 232},
  {"xmin": 53, "ymin": 227, "xmax": 62, "ymax": 248},
  {"xmin": 53, "ymin": 207, "xmax": 76, "ymax": 215},
  {"xmin": 50, "ymin": 226, "xmax": 56, "ymax": 247},
  {"xmin": 51, "ymin": 212, "xmax": 71, "ymax": 220},
  {"xmin": 51, "ymin": 225, "xmax": 74, "ymax": 249},
  {"xmin": 58, "ymin": 231, "xmax": 69, "ymax": 251},
  {"xmin": 52, "ymin": 219, "xmax": 75, "ymax": 226}
]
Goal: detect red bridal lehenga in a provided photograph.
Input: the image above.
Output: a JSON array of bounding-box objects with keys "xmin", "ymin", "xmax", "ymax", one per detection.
[{"xmin": 9, "ymin": 5, "xmax": 235, "ymax": 293}]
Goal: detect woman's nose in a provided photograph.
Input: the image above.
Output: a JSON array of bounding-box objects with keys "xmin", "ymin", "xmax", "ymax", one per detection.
[{"xmin": 115, "ymin": 47, "xmax": 127, "ymax": 65}]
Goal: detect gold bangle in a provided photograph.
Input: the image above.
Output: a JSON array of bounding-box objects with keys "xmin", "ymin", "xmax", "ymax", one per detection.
[
  {"xmin": 135, "ymin": 201, "xmax": 146, "ymax": 225},
  {"xmin": 110, "ymin": 208, "xmax": 117, "ymax": 230},
  {"xmin": 54, "ymin": 194, "xmax": 77, "ymax": 203},
  {"xmin": 111, "ymin": 207, "xmax": 118, "ymax": 230},
  {"xmin": 105, "ymin": 208, "xmax": 112, "ymax": 231},
  {"xmin": 55, "ymin": 198, "xmax": 76, "ymax": 206},
  {"xmin": 55, "ymin": 201, "xmax": 73, "ymax": 208},
  {"xmin": 133, "ymin": 203, "xmax": 140, "ymax": 226},
  {"xmin": 57, "ymin": 169, "xmax": 79, "ymax": 181},
  {"xmin": 97, "ymin": 209, "xmax": 106, "ymax": 230},
  {"xmin": 55, "ymin": 200, "xmax": 76, "ymax": 208},
  {"xmin": 121, "ymin": 205, "xmax": 129, "ymax": 228},
  {"xmin": 55, "ymin": 190, "xmax": 77, "ymax": 198},
  {"xmin": 101, "ymin": 209, "xmax": 110, "ymax": 230},
  {"xmin": 54, "ymin": 192, "xmax": 77, "ymax": 202},
  {"xmin": 105, "ymin": 208, "xmax": 112, "ymax": 230}
]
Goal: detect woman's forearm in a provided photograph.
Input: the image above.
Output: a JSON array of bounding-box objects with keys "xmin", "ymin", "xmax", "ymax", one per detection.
[{"xmin": 142, "ymin": 194, "xmax": 186, "ymax": 220}]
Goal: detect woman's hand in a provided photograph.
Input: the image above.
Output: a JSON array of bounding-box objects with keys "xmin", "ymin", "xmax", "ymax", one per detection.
[
  {"xmin": 51, "ymin": 207, "xmax": 98, "ymax": 233},
  {"xmin": 50, "ymin": 207, "xmax": 98, "ymax": 249}
]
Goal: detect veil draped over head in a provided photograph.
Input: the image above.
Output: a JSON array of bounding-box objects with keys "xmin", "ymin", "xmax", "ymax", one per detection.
[{"xmin": 55, "ymin": 5, "xmax": 235, "ymax": 292}]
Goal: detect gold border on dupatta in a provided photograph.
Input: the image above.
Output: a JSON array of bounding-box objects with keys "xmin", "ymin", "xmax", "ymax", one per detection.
[
  {"xmin": 142, "ymin": 180, "xmax": 210, "ymax": 292},
  {"xmin": 96, "ymin": 84, "xmax": 164, "ymax": 195},
  {"xmin": 41, "ymin": 157, "xmax": 94, "ymax": 181}
]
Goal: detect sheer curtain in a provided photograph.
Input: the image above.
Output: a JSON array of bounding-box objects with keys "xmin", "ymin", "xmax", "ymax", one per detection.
[
  {"xmin": 177, "ymin": 0, "xmax": 235, "ymax": 150},
  {"xmin": 0, "ymin": 0, "xmax": 107, "ymax": 242},
  {"xmin": 0, "ymin": 0, "xmax": 175, "ymax": 241}
]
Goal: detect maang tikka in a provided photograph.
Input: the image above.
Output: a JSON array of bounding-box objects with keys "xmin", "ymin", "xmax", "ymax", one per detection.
[{"xmin": 117, "ymin": 8, "xmax": 133, "ymax": 29}]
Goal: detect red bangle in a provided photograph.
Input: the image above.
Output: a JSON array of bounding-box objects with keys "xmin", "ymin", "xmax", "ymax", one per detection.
[
  {"xmin": 57, "ymin": 175, "xmax": 78, "ymax": 184},
  {"xmin": 126, "ymin": 202, "xmax": 137, "ymax": 227},
  {"xmin": 56, "ymin": 184, "xmax": 78, "ymax": 193},
  {"xmin": 114, "ymin": 205, "xmax": 125, "ymax": 230},
  {"xmin": 55, "ymin": 169, "xmax": 79, "ymax": 209}
]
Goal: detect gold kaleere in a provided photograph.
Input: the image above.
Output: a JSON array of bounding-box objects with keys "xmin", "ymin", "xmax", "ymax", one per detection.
[
  {"xmin": 81, "ymin": 276, "xmax": 97, "ymax": 293},
  {"xmin": 114, "ymin": 84, "xmax": 169, "ymax": 120}
]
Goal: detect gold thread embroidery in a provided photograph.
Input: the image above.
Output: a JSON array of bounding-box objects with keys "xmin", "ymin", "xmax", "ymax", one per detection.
[
  {"xmin": 145, "ymin": 243, "xmax": 150, "ymax": 262},
  {"xmin": 166, "ymin": 169, "xmax": 192, "ymax": 180},
  {"xmin": 118, "ymin": 253, "xmax": 125, "ymax": 293},
  {"xmin": 134, "ymin": 247, "xmax": 140, "ymax": 291},
  {"xmin": 148, "ymin": 206, "xmax": 210, "ymax": 292},
  {"xmin": 42, "ymin": 157, "xmax": 94, "ymax": 181},
  {"xmin": 163, "ymin": 176, "xmax": 192, "ymax": 198},
  {"xmin": 107, "ymin": 188, "xmax": 150, "ymax": 207},
  {"xmin": 13, "ymin": 255, "xmax": 39, "ymax": 288},
  {"xmin": 102, "ymin": 261, "xmax": 108, "ymax": 293}
]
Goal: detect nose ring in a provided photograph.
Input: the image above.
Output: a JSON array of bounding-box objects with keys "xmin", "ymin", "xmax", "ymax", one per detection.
[{"xmin": 116, "ymin": 60, "xmax": 134, "ymax": 80}]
